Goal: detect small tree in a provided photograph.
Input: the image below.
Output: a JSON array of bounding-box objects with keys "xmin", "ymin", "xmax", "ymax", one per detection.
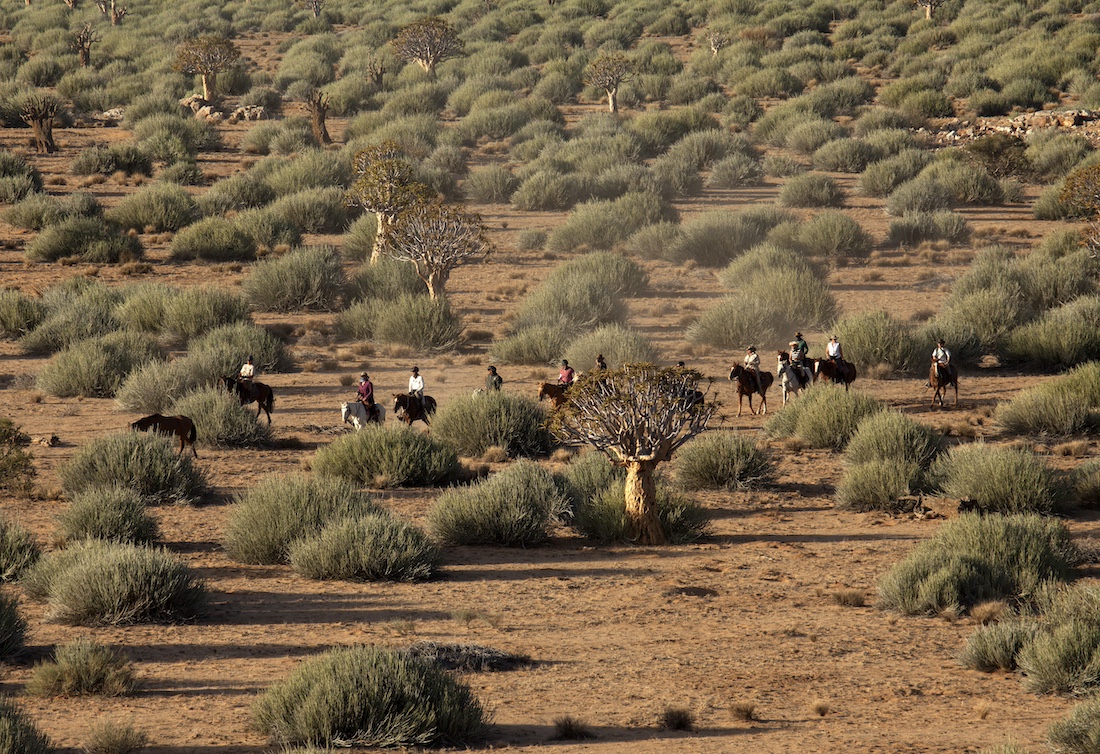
[
  {"xmin": 22, "ymin": 96, "xmax": 58, "ymax": 154},
  {"xmin": 1061, "ymin": 162, "xmax": 1100, "ymax": 250},
  {"xmin": 346, "ymin": 141, "xmax": 433, "ymax": 264},
  {"xmin": 175, "ymin": 36, "xmax": 240, "ymax": 102},
  {"xmin": 915, "ymin": 0, "xmax": 947, "ymax": 19},
  {"xmin": 551, "ymin": 365, "xmax": 718, "ymax": 545},
  {"xmin": 305, "ymin": 89, "xmax": 331, "ymax": 145},
  {"xmin": 297, "ymin": 0, "xmax": 323, "ymax": 18},
  {"xmin": 391, "ymin": 16, "xmax": 465, "ymax": 77},
  {"xmin": 387, "ymin": 202, "xmax": 490, "ymax": 300},
  {"xmin": 584, "ymin": 53, "xmax": 633, "ymax": 114},
  {"xmin": 94, "ymin": 0, "xmax": 126, "ymax": 26},
  {"xmin": 706, "ymin": 30, "xmax": 731, "ymax": 56},
  {"xmin": 70, "ymin": 23, "xmax": 100, "ymax": 68},
  {"xmin": 363, "ymin": 53, "xmax": 387, "ymax": 88}
]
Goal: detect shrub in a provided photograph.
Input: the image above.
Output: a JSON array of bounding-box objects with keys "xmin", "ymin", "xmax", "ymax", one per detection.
[
  {"xmin": 25, "ymin": 637, "xmax": 135, "ymax": 696},
  {"xmin": 996, "ymin": 362, "xmax": 1100, "ymax": 436},
  {"xmin": 551, "ymin": 251, "xmax": 648, "ymax": 296},
  {"xmin": 429, "ymin": 461, "xmax": 565, "ymax": 546},
  {"xmin": 0, "ymin": 515, "xmax": 38, "ymax": 581},
  {"xmin": 1012, "ymin": 585, "xmax": 1100, "ymax": 695},
  {"xmin": 57, "ymin": 485, "xmax": 159, "ymax": 546},
  {"xmin": 0, "ymin": 151, "xmax": 42, "ymax": 201},
  {"xmin": 554, "ymin": 451, "xmax": 624, "ymax": 513},
  {"xmin": 242, "ymin": 246, "xmax": 345, "ymax": 312},
  {"xmin": 885, "ymin": 176, "xmax": 952, "ymax": 215},
  {"xmin": 289, "ymin": 513, "xmax": 440, "ymax": 582},
  {"xmin": 667, "ymin": 207, "xmax": 794, "ymax": 267},
  {"xmin": 224, "ymin": 474, "xmax": 381, "ymax": 565},
  {"xmin": 777, "ymin": 173, "xmax": 843, "ymax": 207},
  {"xmin": 347, "ymin": 257, "xmax": 423, "ymax": 302},
  {"xmin": 371, "ymin": 295, "xmax": 463, "ymax": 353},
  {"xmin": 22, "ymin": 540, "xmax": 206, "ymax": 625},
  {"xmin": 314, "ymin": 425, "xmax": 461, "ymax": 488},
  {"xmin": 0, "ymin": 289, "xmax": 45, "ymax": 338},
  {"xmin": 197, "ymin": 173, "xmax": 275, "ymax": 215},
  {"xmin": 813, "ymin": 139, "xmax": 879, "ymax": 173},
  {"xmin": 836, "ymin": 460, "xmax": 923, "ymax": 511},
  {"xmin": 1073, "ymin": 458, "xmax": 1100, "ymax": 507},
  {"xmin": 189, "ymin": 321, "xmax": 291, "ymax": 375},
  {"xmin": 511, "ymin": 170, "xmax": 584, "ymax": 211},
  {"xmin": 959, "ymin": 620, "xmax": 1036, "ymax": 672},
  {"xmin": 265, "ymin": 187, "xmax": 351, "ymax": 234},
  {"xmin": 71, "ymin": 144, "xmax": 152, "ymax": 177},
  {"xmin": 115, "ymin": 283, "xmax": 177, "ymax": 334},
  {"xmin": 686, "ymin": 295, "xmax": 783, "ymax": 351},
  {"xmin": 833, "ymin": 310, "xmax": 923, "ymax": 373},
  {"xmin": 253, "ymin": 645, "xmax": 487, "ymax": 747},
  {"xmin": 59, "ymin": 431, "xmax": 207, "ymax": 504},
  {"xmin": 785, "ymin": 119, "xmax": 846, "ymax": 155},
  {"xmin": 860, "ymin": 150, "xmax": 933, "ymax": 198},
  {"xmin": 675, "ymin": 432, "xmax": 774, "ymax": 491},
  {"xmin": 82, "ymin": 720, "xmax": 148, "ymax": 754},
  {"xmin": 877, "ymin": 513, "xmax": 1076, "ymax": 615},
  {"xmin": 0, "ymin": 696, "xmax": 51, "ymax": 753},
  {"xmin": 432, "ymin": 392, "xmax": 551, "ymax": 458},
  {"xmin": 1048, "ymin": 697, "xmax": 1100, "ymax": 754},
  {"xmin": 564, "ymin": 324, "xmax": 659, "ymax": 372},
  {"xmin": 546, "ymin": 191, "xmax": 672, "ymax": 253},
  {"xmin": 487, "ymin": 326, "xmax": 568, "ymax": 366},
  {"xmin": 169, "ymin": 217, "xmax": 257, "ymax": 261},
  {"xmin": 1002, "ymin": 299, "xmax": 1100, "ymax": 369},
  {"xmin": 763, "ymin": 384, "xmax": 885, "ymax": 449},
  {"xmin": 20, "ymin": 281, "xmax": 122, "ymax": 354},
  {"xmin": 573, "ymin": 480, "xmax": 709, "ymax": 544},
  {"xmin": 464, "ymin": 164, "xmax": 519, "ymax": 203},
  {"xmin": 846, "ymin": 411, "xmax": 941, "ymax": 468},
  {"xmin": 104, "ymin": 183, "xmax": 197, "ymax": 232},
  {"xmin": 797, "ymin": 211, "xmax": 872, "ymax": 261},
  {"xmin": 511, "ymin": 275, "xmax": 626, "ymax": 336},
  {"xmin": 706, "ymin": 153, "xmax": 764, "ymax": 188},
  {"xmin": 25, "ymin": 217, "xmax": 142, "ymax": 263},
  {"xmin": 171, "ymin": 387, "xmax": 272, "ymax": 448},
  {"xmin": 0, "ymin": 593, "xmax": 25, "ymax": 661},
  {"xmin": 162, "ymin": 287, "xmax": 249, "ymax": 344},
  {"xmin": 931, "ymin": 444, "xmax": 1063, "ymax": 514},
  {"xmin": 36, "ymin": 331, "xmax": 161, "ymax": 398},
  {"xmin": 5, "ymin": 192, "xmax": 100, "ymax": 230},
  {"xmin": 887, "ymin": 211, "xmax": 971, "ymax": 245}
]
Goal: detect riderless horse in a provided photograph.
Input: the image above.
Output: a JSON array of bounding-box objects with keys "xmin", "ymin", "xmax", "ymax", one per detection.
[
  {"xmin": 131, "ymin": 414, "xmax": 198, "ymax": 457},
  {"xmin": 538, "ymin": 382, "xmax": 569, "ymax": 409},
  {"xmin": 929, "ymin": 361, "xmax": 959, "ymax": 407},
  {"xmin": 341, "ymin": 402, "xmax": 385, "ymax": 430},
  {"xmin": 393, "ymin": 393, "xmax": 437, "ymax": 427},
  {"xmin": 221, "ymin": 376, "xmax": 275, "ymax": 424},
  {"xmin": 814, "ymin": 358, "xmax": 858, "ymax": 392},
  {"xmin": 776, "ymin": 351, "xmax": 808, "ymax": 405},
  {"xmin": 728, "ymin": 364, "xmax": 772, "ymax": 417}
]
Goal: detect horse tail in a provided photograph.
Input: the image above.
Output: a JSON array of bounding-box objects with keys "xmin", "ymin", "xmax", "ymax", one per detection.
[
  {"xmin": 187, "ymin": 420, "xmax": 197, "ymax": 446},
  {"xmin": 265, "ymin": 387, "xmax": 275, "ymax": 412}
]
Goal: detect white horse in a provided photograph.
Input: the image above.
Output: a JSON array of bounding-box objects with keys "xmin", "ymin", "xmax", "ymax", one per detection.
[
  {"xmin": 341, "ymin": 401, "xmax": 385, "ymax": 430},
  {"xmin": 777, "ymin": 355, "xmax": 809, "ymax": 406}
]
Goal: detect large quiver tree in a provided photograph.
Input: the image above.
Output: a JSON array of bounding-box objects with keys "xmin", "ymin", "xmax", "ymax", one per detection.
[
  {"xmin": 346, "ymin": 141, "xmax": 434, "ymax": 264},
  {"xmin": 391, "ymin": 16, "xmax": 465, "ymax": 77},
  {"xmin": 551, "ymin": 365, "xmax": 718, "ymax": 545},
  {"xmin": 387, "ymin": 201, "xmax": 490, "ymax": 300},
  {"xmin": 175, "ymin": 36, "xmax": 240, "ymax": 102}
]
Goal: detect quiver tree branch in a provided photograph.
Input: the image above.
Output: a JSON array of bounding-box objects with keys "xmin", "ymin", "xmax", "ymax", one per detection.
[
  {"xmin": 94, "ymin": 0, "xmax": 126, "ymax": 26},
  {"xmin": 70, "ymin": 23, "xmax": 101, "ymax": 68},
  {"xmin": 346, "ymin": 141, "xmax": 435, "ymax": 264},
  {"xmin": 386, "ymin": 201, "xmax": 490, "ymax": 300}
]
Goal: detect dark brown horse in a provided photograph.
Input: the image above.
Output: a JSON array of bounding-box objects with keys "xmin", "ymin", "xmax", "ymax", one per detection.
[
  {"xmin": 393, "ymin": 393, "xmax": 437, "ymax": 427},
  {"xmin": 538, "ymin": 382, "xmax": 569, "ymax": 409},
  {"xmin": 221, "ymin": 376, "xmax": 275, "ymax": 424},
  {"xmin": 728, "ymin": 364, "xmax": 773, "ymax": 417},
  {"xmin": 131, "ymin": 414, "xmax": 198, "ymax": 457},
  {"xmin": 929, "ymin": 362, "xmax": 958, "ymax": 407},
  {"xmin": 814, "ymin": 358, "xmax": 857, "ymax": 391}
]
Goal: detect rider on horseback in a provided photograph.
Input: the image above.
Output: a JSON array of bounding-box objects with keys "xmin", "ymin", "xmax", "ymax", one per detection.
[
  {"xmin": 559, "ymin": 360, "xmax": 576, "ymax": 388},
  {"xmin": 239, "ymin": 356, "xmax": 255, "ymax": 383},
  {"xmin": 790, "ymin": 333, "xmax": 811, "ymax": 385},
  {"xmin": 485, "ymin": 365, "xmax": 503, "ymax": 391},
  {"xmin": 932, "ymin": 339, "xmax": 952, "ymax": 382},
  {"xmin": 826, "ymin": 336, "xmax": 845, "ymax": 384},
  {"xmin": 744, "ymin": 346, "xmax": 763, "ymax": 394},
  {"xmin": 408, "ymin": 366, "xmax": 425, "ymax": 400},
  {"xmin": 357, "ymin": 372, "xmax": 379, "ymax": 422}
]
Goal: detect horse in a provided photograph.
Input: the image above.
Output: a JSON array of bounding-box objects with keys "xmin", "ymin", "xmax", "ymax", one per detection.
[
  {"xmin": 728, "ymin": 364, "xmax": 773, "ymax": 417},
  {"xmin": 929, "ymin": 361, "xmax": 958, "ymax": 407},
  {"xmin": 220, "ymin": 376, "xmax": 275, "ymax": 424},
  {"xmin": 814, "ymin": 358, "xmax": 858, "ymax": 392},
  {"xmin": 341, "ymin": 401, "xmax": 385, "ymax": 430},
  {"xmin": 538, "ymin": 382, "xmax": 569, "ymax": 409},
  {"xmin": 393, "ymin": 393, "xmax": 437, "ymax": 427},
  {"xmin": 131, "ymin": 414, "xmax": 198, "ymax": 457},
  {"xmin": 776, "ymin": 352, "xmax": 809, "ymax": 405}
]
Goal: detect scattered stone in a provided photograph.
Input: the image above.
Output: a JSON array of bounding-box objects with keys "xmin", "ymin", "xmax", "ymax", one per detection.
[
  {"xmin": 228, "ymin": 105, "xmax": 267, "ymax": 123},
  {"xmin": 179, "ymin": 94, "xmax": 209, "ymax": 113},
  {"xmin": 664, "ymin": 586, "xmax": 720, "ymax": 599},
  {"xmin": 33, "ymin": 435, "xmax": 59, "ymax": 447}
]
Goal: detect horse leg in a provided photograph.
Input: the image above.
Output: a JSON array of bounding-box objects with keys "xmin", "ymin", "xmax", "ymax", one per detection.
[
  {"xmin": 737, "ymin": 392, "xmax": 744, "ymax": 417},
  {"xmin": 759, "ymin": 388, "xmax": 767, "ymax": 415},
  {"xmin": 953, "ymin": 381, "xmax": 959, "ymax": 406}
]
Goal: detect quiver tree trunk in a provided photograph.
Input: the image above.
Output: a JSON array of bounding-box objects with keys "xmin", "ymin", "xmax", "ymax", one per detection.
[
  {"xmin": 371, "ymin": 213, "xmax": 393, "ymax": 264},
  {"xmin": 201, "ymin": 74, "xmax": 215, "ymax": 102},
  {"xmin": 606, "ymin": 88, "xmax": 618, "ymax": 114},
  {"xmin": 624, "ymin": 460, "xmax": 664, "ymax": 545},
  {"xmin": 307, "ymin": 90, "xmax": 331, "ymax": 145},
  {"xmin": 22, "ymin": 97, "xmax": 58, "ymax": 154}
]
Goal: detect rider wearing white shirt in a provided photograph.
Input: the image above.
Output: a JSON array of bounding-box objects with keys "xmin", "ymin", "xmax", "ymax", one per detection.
[
  {"xmin": 408, "ymin": 366, "xmax": 425, "ymax": 398},
  {"xmin": 239, "ymin": 356, "xmax": 255, "ymax": 381},
  {"xmin": 826, "ymin": 337, "xmax": 842, "ymax": 361}
]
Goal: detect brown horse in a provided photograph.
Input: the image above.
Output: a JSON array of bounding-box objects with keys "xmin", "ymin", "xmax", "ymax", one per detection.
[
  {"xmin": 393, "ymin": 393, "xmax": 437, "ymax": 427},
  {"xmin": 131, "ymin": 414, "xmax": 198, "ymax": 457},
  {"xmin": 221, "ymin": 376, "xmax": 275, "ymax": 424},
  {"xmin": 929, "ymin": 362, "xmax": 958, "ymax": 407},
  {"xmin": 728, "ymin": 364, "xmax": 773, "ymax": 417},
  {"xmin": 814, "ymin": 358, "xmax": 858, "ymax": 391},
  {"xmin": 538, "ymin": 382, "xmax": 569, "ymax": 409}
]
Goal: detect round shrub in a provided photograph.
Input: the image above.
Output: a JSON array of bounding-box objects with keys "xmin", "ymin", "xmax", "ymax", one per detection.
[
  {"xmin": 510, "ymin": 275, "xmax": 626, "ymax": 336},
  {"xmin": 860, "ymin": 150, "xmax": 934, "ymax": 198},
  {"xmin": 0, "ymin": 289, "xmax": 45, "ymax": 338},
  {"xmin": 573, "ymin": 480, "xmax": 709, "ymax": 544},
  {"xmin": 371, "ymin": 295, "xmax": 463, "ymax": 353},
  {"xmin": 289, "ymin": 513, "xmax": 440, "ymax": 582},
  {"xmin": 666, "ymin": 207, "xmax": 794, "ymax": 267},
  {"xmin": 777, "ymin": 173, "xmax": 843, "ymax": 207},
  {"xmin": 887, "ymin": 211, "xmax": 971, "ymax": 246},
  {"xmin": 931, "ymin": 444, "xmax": 1063, "ymax": 514},
  {"xmin": 224, "ymin": 474, "xmax": 381, "ymax": 565},
  {"xmin": 252, "ymin": 645, "xmax": 487, "ymax": 748},
  {"xmin": 786, "ymin": 119, "xmax": 846, "ymax": 155},
  {"xmin": 242, "ymin": 246, "xmax": 346, "ymax": 312},
  {"xmin": 25, "ymin": 217, "xmax": 142, "ymax": 263},
  {"xmin": 104, "ymin": 183, "xmax": 197, "ymax": 232},
  {"xmin": 59, "ymin": 431, "xmax": 207, "ymax": 504},
  {"xmin": 1048, "ymin": 697, "xmax": 1100, "ymax": 753},
  {"xmin": 996, "ymin": 363, "xmax": 1100, "ymax": 436},
  {"xmin": 833, "ymin": 310, "xmax": 923, "ymax": 373},
  {"xmin": 0, "ymin": 696, "xmax": 51, "ymax": 753},
  {"xmin": 553, "ymin": 451, "xmax": 624, "ymax": 512},
  {"xmin": 115, "ymin": 283, "xmax": 178, "ymax": 334},
  {"xmin": 347, "ymin": 257, "xmax": 424, "ymax": 302},
  {"xmin": 0, "ymin": 593, "xmax": 25, "ymax": 661},
  {"xmin": 547, "ymin": 251, "xmax": 648, "ymax": 296},
  {"xmin": 564, "ymin": 324, "xmax": 659, "ymax": 373},
  {"xmin": 836, "ymin": 460, "xmax": 922, "ymax": 512},
  {"xmin": 763, "ymin": 384, "xmax": 885, "ymax": 449},
  {"xmin": 812, "ymin": 138, "xmax": 879, "ymax": 172},
  {"xmin": 464, "ymin": 164, "xmax": 519, "ymax": 203},
  {"xmin": 705, "ymin": 153, "xmax": 764, "ymax": 188},
  {"xmin": 20, "ymin": 281, "xmax": 122, "ymax": 354},
  {"xmin": 959, "ymin": 619, "xmax": 1036, "ymax": 673},
  {"xmin": 487, "ymin": 326, "xmax": 568, "ymax": 366},
  {"xmin": 35, "ymin": 331, "xmax": 161, "ymax": 398},
  {"xmin": 169, "ymin": 217, "xmax": 257, "ymax": 262},
  {"xmin": 171, "ymin": 387, "xmax": 273, "ymax": 448},
  {"xmin": 189, "ymin": 321, "xmax": 291, "ymax": 375},
  {"xmin": 796, "ymin": 211, "xmax": 872, "ymax": 261},
  {"xmin": 57, "ymin": 485, "xmax": 159, "ymax": 546},
  {"xmin": 432, "ymin": 392, "xmax": 551, "ymax": 458},
  {"xmin": 25, "ymin": 637, "xmax": 136, "ymax": 697},
  {"xmin": 162, "ymin": 287, "xmax": 249, "ymax": 344},
  {"xmin": 0, "ymin": 516, "xmax": 39, "ymax": 582},
  {"xmin": 22, "ymin": 540, "xmax": 206, "ymax": 626},
  {"xmin": 545, "ymin": 191, "xmax": 672, "ymax": 253},
  {"xmin": 266, "ymin": 187, "xmax": 351, "ymax": 234},
  {"xmin": 197, "ymin": 173, "xmax": 275, "ymax": 215},
  {"xmin": 686, "ymin": 294, "xmax": 781, "ymax": 351},
  {"xmin": 846, "ymin": 411, "xmax": 941, "ymax": 468},
  {"xmin": 429, "ymin": 461, "xmax": 566, "ymax": 546},
  {"xmin": 885, "ymin": 176, "xmax": 952, "ymax": 215},
  {"xmin": 675, "ymin": 432, "xmax": 774, "ymax": 490},
  {"xmin": 313, "ymin": 425, "xmax": 461, "ymax": 488}
]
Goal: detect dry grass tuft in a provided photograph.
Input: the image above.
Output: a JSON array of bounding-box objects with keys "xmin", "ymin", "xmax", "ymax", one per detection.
[
  {"xmin": 659, "ymin": 707, "xmax": 695, "ymax": 731},
  {"xmin": 864, "ymin": 363, "xmax": 893, "ymax": 381},
  {"xmin": 974, "ymin": 700, "xmax": 992, "ymax": 720},
  {"xmin": 970, "ymin": 600, "xmax": 1007, "ymax": 625},
  {"xmin": 1054, "ymin": 440, "xmax": 1089, "ymax": 457},
  {"xmin": 481, "ymin": 446, "xmax": 509, "ymax": 464},
  {"xmin": 812, "ymin": 700, "xmax": 830, "ymax": 716},
  {"xmin": 338, "ymin": 374, "xmax": 355, "ymax": 387},
  {"xmin": 730, "ymin": 701, "xmax": 757, "ymax": 722},
  {"xmin": 550, "ymin": 448, "xmax": 575, "ymax": 463},
  {"xmin": 552, "ymin": 715, "xmax": 596, "ymax": 740},
  {"xmin": 832, "ymin": 589, "xmax": 866, "ymax": 607}
]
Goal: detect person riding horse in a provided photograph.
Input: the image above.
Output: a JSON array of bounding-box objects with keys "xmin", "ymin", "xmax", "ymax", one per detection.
[
  {"xmin": 789, "ymin": 333, "xmax": 812, "ymax": 386},
  {"xmin": 357, "ymin": 372, "xmax": 379, "ymax": 423},
  {"xmin": 239, "ymin": 356, "xmax": 255, "ymax": 383},
  {"xmin": 558, "ymin": 360, "xmax": 576, "ymax": 388},
  {"xmin": 485, "ymin": 365, "xmax": 503, "ymax": 391},
  {"xmin": 744, "ymin": 346, "xmax": 763, "ymax": 394},
  {"xmin": 594, "ymin": 354, "xmax": 607, "ymax": 371},
  {"xmin": 932, "ymin": 339, "xmax": 952, "ymax": 383},
  {"xmin": 408, "ymin": 366, "xmax": 424, "ymax": 399},
  {"xmin": 826, "ymin": 336, "xmax": 845, "ymax": 384}
]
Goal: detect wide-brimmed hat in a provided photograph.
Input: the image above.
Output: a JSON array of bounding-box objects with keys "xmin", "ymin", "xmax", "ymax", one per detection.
[
  {"xmin": 747, "ymin": 346, "xmax": 756, "ymax": 352},
  {"xmin": 360, "ymin": 372, "xmax": 368, "ymax": 379}
]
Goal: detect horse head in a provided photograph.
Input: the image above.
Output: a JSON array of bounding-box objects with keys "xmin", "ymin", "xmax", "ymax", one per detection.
[
  {"xmin": 340, "ymin": 403, "xmax": 351, "ymax": 425},
  {"xmin": 728, "ymin": 365, "xmax": 741, "ymax": 381}
]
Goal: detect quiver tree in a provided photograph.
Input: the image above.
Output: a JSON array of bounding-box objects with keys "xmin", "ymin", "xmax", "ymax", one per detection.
[
  {"xmin": 706, "ymin": 30, "xmax": 731, "ymax": 56},
  {"xmin": 550, "ymin": 365, "xmax": 718, "ymax": 545},
  {"xmin": 915, "ymin": 0, "xmax": 947, "ymax": 19},
  {"xmin": 70, "ymin": 23, "xmax": 100, "ymax": 68},
  {"xmin": 297, "ymin": 0, "xmax": 324, "ymax": 18},
  {"xmin": 363, "ymin": 53, "xmax": 387, "ymax": 88},
  {"xmin": 387, "ymin": 201, "xmax": 490, "ymax": 300},
  {"xmin": 94, "ymin": 0, "xmax": 126, "ymax": 26},
  {"xmin": 174, "ymin": 36, "xmax": 240, "ymax": 102},
  {"xmin": 63, "ymin": 0, "xmax": 79, "ymax": 8},
  {"xmin": 347, "ymin": 141, "xmax": 434, "ymax": 264},
  {"xmin": 584, "ymin": 52, "xmax": 633, "ymax": 114},
  {"xmin": 305, "ymin": 89, "xmax": 331, "ymax": 145},
  {"xmin": 22, "ymin": 95, "xmax": 58, "ymax": 154},
  {"xmin": 391, "ymin": 16, "xmax": 465, "ymax": 77}
]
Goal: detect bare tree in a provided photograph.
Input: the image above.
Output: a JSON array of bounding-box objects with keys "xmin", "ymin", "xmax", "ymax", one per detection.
[
  {"xmin": 22, "ymin": 96, "xmax": 58, "ymax": 154},
  {"xmin": 70, "ymin": 23, "xmax": 101, "ymax": 68},
  {"xmin": 391, "ymin": 16, "xmax": 465, "ymax": 77},
  {"xmin": 585, "ymin": 52, "xmax": 633, "ymax": 114},
  {"xmin": 347, "ymin": 141, "xmax": 434, "ymax": 264},
  {"xmin": 305, "ymin": 89, "xmax": 331, "ymax": 145},
  {"xmin": 915, "ymin": 0, "xmax": 947, "ymax": 19},
  {"xmin": 550, "ymin": 365, "xmax": 718, "ymax": 545},
  {"xmin": 63, "ymin": 0, "xmax": 79, "ymax": 9},
  {"xmin": 175, "ymin": 36, "xmax": 240, "ymax": 102},
  {"xmin": 386, "ymin": 202, "xmax": 490, "ymax": 300},
  {"xmin": 707, "ymin": 29, "xmax": 731, "ymax": 56},
  {"xmin": 94, "ymin": 0, "xmax": 126, "ymax": 26},
  {"xmin": 297, "ymin": 0, "xmax": 323, "ymax": 18},
  {"xmin": 363, "ymin": 53, "xmax": 387, "ymax": 89}
]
